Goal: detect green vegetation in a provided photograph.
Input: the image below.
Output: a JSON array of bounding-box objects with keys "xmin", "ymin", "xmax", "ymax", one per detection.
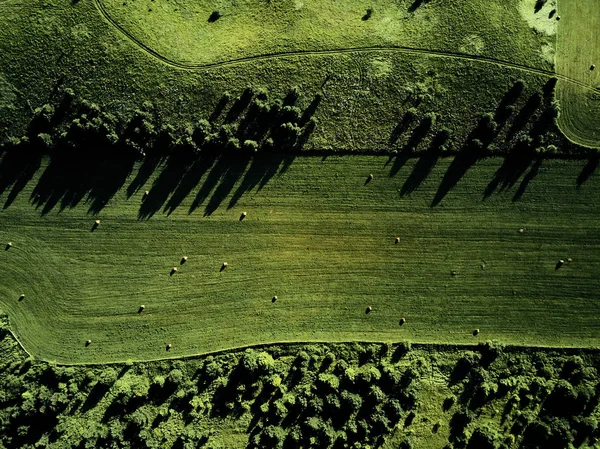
[
  {"xmin": 556, "ymin": 0, "xmax": 600, "ymax": 147},
  {"xmin": 1, "ymin": 154, "xmax": 599, "ymax": 364},
  {"xmin": 99, "ymin": 0, "xmax": 553, "ymax": 68},
  {"xmin": 2, "ymin": 0, "xmax": 600, "ymax": 445},
  {"xmin": 0, "ymin": 326, "xmax": 599, "ymax": 449}
]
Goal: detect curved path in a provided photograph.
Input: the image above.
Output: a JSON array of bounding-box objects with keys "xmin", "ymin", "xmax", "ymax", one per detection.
[{"xmin": 95, "ymin": 0, "xmax": 600, "ymax": 94}]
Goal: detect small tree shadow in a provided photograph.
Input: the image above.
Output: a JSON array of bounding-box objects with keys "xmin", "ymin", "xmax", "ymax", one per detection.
[{"xmin": 577, "ymin": 155, "xmax": 599, "ymax": 187}]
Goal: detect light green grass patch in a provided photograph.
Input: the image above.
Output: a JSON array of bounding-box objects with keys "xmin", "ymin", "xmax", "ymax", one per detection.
[
  {"xmin": 556, "ymin": 0, "xmax": 600, "ymax": 148},
  {"xmin": 99, "ymin": 0, "xmax": 554, "ymax": 69}
]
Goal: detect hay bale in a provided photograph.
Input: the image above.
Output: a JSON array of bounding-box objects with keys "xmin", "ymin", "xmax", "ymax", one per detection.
[
  {"xmin": 272, "ymin": 295, "xmax": 278, "ymax": 303},
  {"xmin": 240, "ymin": 211, "xmax": 247, "ymax": 221},
  {"xmin": 5, "ymin": 242, "xmax": 12, "ymax": 250},
  {"xmin": 170, "ymin": 267, "xmax": 178, "ymax": 276},
  {"xmin": 399, "ymin": 317, "xmax": 406, "ymax": 326},
  {"xmin": 220, "ymin": 262, "xmax": 228, "ymax": 272},
  {"xmin": 85, "ymin": 339, "xmax": 92, "ymax": 346},
  {"xmin": 591, "ymin": 65, "xmax": 596, "ymax": 71},
  {"xmin": 181, "ymin": 256, "xmax": 188, "ymax": 265},
  {"xmin": 395, "ymin": 237, "xmax": 400, "ymax": 244},
  {"xmin": 138, "ymin": 305, "xmax": 145, "ymax": 313},
  {"xmin": 519, "ymin": 228, "xmax": 524, "ymax": 233},
  {"xmin": 365, "ymin": 306, "xmax": 373, "ymax": 314},
  {"xmin": 567, "ymin": 257, "xmax": 573, "ymax": 263},
  {"xmin": 472, "ymin": 329, "xmax": 480, "ymax": 336},
  {"xmin": 556, "ymin": 259, "xmax": 564, "ymax": 270},
  {"xmin": 166, "ymin": 343, "xmax": 172, "ymax": 351},
  {"xmin": 18, "ymin": 294, "xmax": 25, "ymax": 301},
  {"xmin": 95, "ymin": 220, "xmax": 100, "ymax": 225}
]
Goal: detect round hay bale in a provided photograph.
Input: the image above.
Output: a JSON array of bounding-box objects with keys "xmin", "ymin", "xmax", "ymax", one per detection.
[
  {"xmin": 395, "ymin": 237, "xmax": 400, "ymax": 244},
  {"xmin": 170, "ymin": 267, "xmax": 178, "ymax": 276},
  {"xmin": 221, "ymin": 262, "xmax": 228, "ymax": 271},
  {"xmin": 18, "ymin": 294, "xmax": 25, "ymax": 301},
  {"xmin": 519, "ymin": 228, "xmax": 524, "ymax": 233},
  {"xmin": 95, "ymin": 220, "xmax": 100, "ymax": 225},
  {"xmin": 181, "ymin": 256, "xmax": 188, "ymax": 265},
  {"xmin": 399, "ymin": 317, "xmax": 406, "ymax": 326},
  {"xmin": 567, "ymin": 257, "xmax": 573, "ymax": 263},
  {"xmin": 591, "ymin": 64, "xmax": 596, "ymax": 71},
  {"xmin": 5, "ymin": 242, "xmax": 12, "ymax": 250},
  {"xmin": 86, "ymin": 339, "xmax": 92, "ymax": 346},
  {"xmin": 272, "ymin": 295, "xmax": 278, "ymax": 303},
  {"xmin": 472, "ymin": 329, "xmax": 480, "ymax": 336},
  {"xmin": 365, "ymin": 306, "xmax": 373, "ymax": 314},
  {"xmin": 166, "ymin": 343, "xmax": 172, "ymax": 351},
  {"xmin": 556, "ymin": 15, "xmax": 560, "ymax": 20},
  {"xmin": 138, "ymin": 305, "xmax": 145, "ymax": 313},
  {"xmin": 240, "ymin": 211, "xmax": 247, "ymax": 221}
]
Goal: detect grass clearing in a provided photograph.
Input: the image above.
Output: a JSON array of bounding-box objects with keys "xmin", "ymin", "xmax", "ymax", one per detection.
[
  {"xmin": 0, "ymin": 156, "xmax": 599, "ymax": 364},
  {"xmin": 556, "ymin": 0, "xmax": 600, "ymax": 148},
  {"xmin": 100, "ymin": 0, "xmax": 554, "ymax": 69}
]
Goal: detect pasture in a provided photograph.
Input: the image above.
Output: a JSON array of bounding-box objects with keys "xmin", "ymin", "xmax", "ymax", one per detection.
[
  {"xmin": 0, "ymin": 155, "xmax": 599, "ymax": 364},
  {"xmin": 556, "ymin": 0, "xmax": 600, "ymax": 148},
  {"xmin": 99, "ymin": 0, "xmax": 555, "ymax": 69}
]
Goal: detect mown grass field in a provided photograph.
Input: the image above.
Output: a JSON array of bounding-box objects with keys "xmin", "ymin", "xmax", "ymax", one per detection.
[
  {"xmin": 0, "ymin": 156, "xmax": 599, "ymax": 364},
  {"xmin": 556, "ymin": 0, "xmax": 600, "ymax": 148},
  {"xmin": 100, "ymin": 0, "xmax": 555, "ymax": 69}
]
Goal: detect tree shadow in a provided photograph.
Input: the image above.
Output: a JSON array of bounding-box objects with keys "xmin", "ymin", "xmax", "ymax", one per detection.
[
  {"xmin": 31, "ymin": 156, "xmax": 134, "ymax": 216},
  {"xmin": 408, "ymin": 0, "xmax": 430, "ymax": 13},
  {"xmin": 224, "ymin": 88, "xmax": 254, "ymax": 123},
  {"xmin": 513, "ymin": 159, "xmax": 542, "ymax": 201},
  {"xmin": 507, "ymin": 93, "xmax": 541, "ymax": 140},
  {"xmin": 203, "ymin": 156, "xmax": 252, "ymax": 216},
  {"xmin": 163, "ymin": 154, "xmax": 217, "ymax": 215},
  {"xmin": 0, "ymin": 148, "xmax": 43, "ymax": 209},
  {"xmin": 576, "ymin": 154, "xmax": 599, "ymax": 187},
  {"xmin": 399, "ymin": 149, "xmax": 439, "ymax": 196},
  {"xmin": 138, "ymin": 154, "xmax": 194, "ymax": 220},
  {"xmin": 126, "ymin": 156, "xmax": 163, "ymax": 199},
  {"xmin": 210, "ymin": 94, "xmax": 231, "ymax": 122},
  {"xmin": 483, "ymin": 141, "xmax": 536, "ymax": 199},
  {"xmin": 431, "ymin": 142, "xmax": 483, "ymax": 207},
  {"xmin": 228, "ymin": 153, "xmax": 294, "ymax": 209},
  {"xmin": 389, "ymin": 111, "xmax": 416, "ymax": 145}
]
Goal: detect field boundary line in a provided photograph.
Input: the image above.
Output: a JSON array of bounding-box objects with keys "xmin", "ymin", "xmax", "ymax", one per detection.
[
  {"xmin": 21, "ymin": 338, "xmax": 600, "ymax": 367},
  {"xmin": 94, "ymin": 0, "xmax": 600, "ymax": 94}
]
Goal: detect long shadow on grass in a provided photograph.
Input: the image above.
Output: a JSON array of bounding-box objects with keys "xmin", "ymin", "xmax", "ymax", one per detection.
[
  {"xmin": 163, "ymin": 154, "xmax": 217, "ymax": 215},
  {"xmin": 483, "ymin": 143, "xmax": 536, "ymax": 200},
  {"xmin": 31, "ymin": 155, "xmax": 134, "ymax": 215},
  {"xmin": 0, "ymin": 148, "xmax": 43, "ymax": 209},
  {"xmin": 577, "ymin": 155, "xmax": 599, "ymax": 187},
  {"xmin": 431, "ymin": 144, "xmax": 483, "ymax": 207},
  {"xmin": 138, "ymin": 154, "xmax": 194, "ymax": 220},
  {"xmin": 228, "ymin": 153, "xmax": 295, "ymax": 210},
  {"xmin": 399, "ymin": 150, "xmax": 439, "ymax": 196}
]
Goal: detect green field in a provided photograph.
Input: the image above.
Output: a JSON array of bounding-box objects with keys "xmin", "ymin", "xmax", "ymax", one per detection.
[
  {"xmin": 556, "ymin": 0, "xmax": 600, "ymax": 148},
  {"xmin": 1, "ymin": 156, "xmax": 599, "ymax": 364},
  {"xmin": 99, "ymin": 0, "xmax": 554, "ymax": 69}
]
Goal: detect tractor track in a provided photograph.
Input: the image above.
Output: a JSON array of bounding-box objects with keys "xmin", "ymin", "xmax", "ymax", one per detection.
[{"xmin": 95, "ymin": 0, "xmax": 600, "ymax": 94}]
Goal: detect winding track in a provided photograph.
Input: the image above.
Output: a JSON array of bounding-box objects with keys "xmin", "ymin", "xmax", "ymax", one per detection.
[{"xmin": 94, "ymin": 0, "xmax": 600, "ymax": 94}]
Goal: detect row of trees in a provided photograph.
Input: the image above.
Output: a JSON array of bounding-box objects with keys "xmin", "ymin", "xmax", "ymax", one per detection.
[{"xmin": 1, "ymin": 86, "xmax": 320, "ymax": 163}]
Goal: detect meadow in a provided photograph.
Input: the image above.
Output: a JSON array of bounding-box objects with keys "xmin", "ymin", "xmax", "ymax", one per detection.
[
  {"xmin": 1, "ymin": 155, "xmax": 599, "ymax": 364},
  {"xmin": 556, "ymin": 0, "xmax": 600, "ymax": 148}
]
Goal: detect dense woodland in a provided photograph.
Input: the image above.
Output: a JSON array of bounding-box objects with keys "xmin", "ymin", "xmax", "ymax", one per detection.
[{"xmin": 0, "ymin": 316, "xmax": 599, "ymax": 449}]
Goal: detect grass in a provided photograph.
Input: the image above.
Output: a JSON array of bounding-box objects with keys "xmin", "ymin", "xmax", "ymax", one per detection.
[
  {"xmin": 0, "ymin": 0, "xmax": 574, "ymax": 152},
  {"xmin": 0, "ymin": 155, "xmax": 599, "ymax": 364},
  {"xmin": 556, "ymin": 0, "xmax": 600, "ymax": 148},
  {"xmin": 100, "ymin": 0, "xmax": 554, "ymax": 69}
]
